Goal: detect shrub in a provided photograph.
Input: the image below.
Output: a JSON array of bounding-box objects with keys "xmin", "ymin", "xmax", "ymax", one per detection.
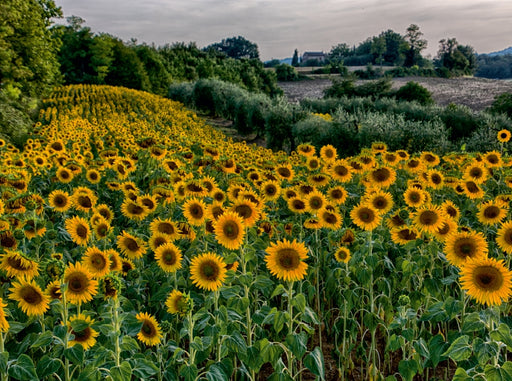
[
  {"xmin": 440, "ymin": 103, "xmax": 479, "ymax": 141},
  {"xmin": 394, "ymin": 81, "xmax": 434, "ymax": 105},
  {"xmin": 353, "ymin": 78, "xmax": 392, "ymax": 98},
  {"xmin": 323, "ymin": 78, "xmax": 356, "ymax": 98},
  {"xmin": 488, "ymin": 92, "xmax": 512, "ymax": 118},
  {"xmin": 275, "ymin": 64, "xmax": 298, "ymax": 81},
  {"xmin": 0, "ymin": 90, "xmax": 37, "ymax": 147}
]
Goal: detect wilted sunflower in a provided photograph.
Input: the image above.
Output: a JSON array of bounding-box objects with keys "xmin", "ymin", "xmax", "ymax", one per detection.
[
  {"xmin": 190, "ymin": 252, "xmax": 227, "ymax": 291},
  {"xmin": 65, "ymin": 216, "xmax": 91, "ymax": 246},
  {"xmin": 444, "ymin": 231, "xmax": 488, "ymax": 268},
  {"xmin": 82, "ymin": 247, "xmax": 111, "ymax": 278},
  {"xmin": 0, "ymin": 230, "xmax": 17, "ymax": 251},
  {"xmin": 0, "ymin": 298, "xmax": 9, "ymax": 332},
  {"xmin": 166, "ymin": 290, "xmax": 191, "ymax": 316},
  {"xmin": 340, "ymin": 229, "xmax": 356, "ymax": 246},
  {"xmin": 350, "ymin": 203, "xmax": 381, "ymax": 231},
  {"xmin": 413, "ymin": 205, "xmax": 445, "ymax": 234},
  {"xmin": 182, "ymin": 197, "xmax": 207, "ymax": 226},
  {"xmin": 63, "ymin": 262, "xmax": 98, "ymax": 305},
  {"xmin": 154, "ymin": 243, "xmax": 183, "ymax": 273},
  {"xmin": 497, "ymin": 129, "xmax": 511, "ymax": 143},
  {"xmin": 477, "ymin": 200, "xmax": 508, "ymax": 226},
  {"xmin": 460, "ymin": 257, "xmax": 512, "ymax": 306},
  {"xmin": 67, "ymin": 314, "xmax": 99, "ymax": 350},
  {"xmin": 265, "ymin": 239, "xmax": 308, "ymax": 282},
  {"xmin": 496, "ymin": 220, "xmax": 512, "ymax": 254},
  {"xmin": 213, "ymin": 211, "xmax": 245, "ymax": 250},
  {"xmin": 136, "ymin": 312, "xmax": 162, "ymax": 347},
  {"xmin": 0, "ymin": 250, "xmax": 39, "ymax": 279},
  {"xmin": 9, "ymin": 279, "xmax": 49, "ymax": 316},
  {"xmin": 117, "ymin": 231, "xmax": 147, "ymax": 259},
  {"xmin": 48, "ymin": 190, "xmax": 71, "ymax": 212}
]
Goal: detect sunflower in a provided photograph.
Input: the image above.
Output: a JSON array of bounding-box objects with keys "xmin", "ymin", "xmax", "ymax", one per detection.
[
  {"xmin": 305, "ymin": 190, "xmax": 327, "ymax": 214},
  {"xmin": 319, "ymin": 209, "xmax": 342, "ymax": 230},
  {"xmin": 498, "ymin": 129, "xmax": 511, "ymax": 143},
  {"xmin": 477, "ymin": 200, "xmax": 508, "ymax": 226},
  {"xmin": 461, "ymin": 180, "xmax": 485, "ymax": 199},
  {"xmin": 441, "ymin": 200, "xmax": 460, "ymax": 221},
  {"xmin": 149, "ymin": 218, "xmax": 180, "ymax": 241},
  {"xmin": 166, "ymin": 290, "xmax": 191, "ymax": 316},
  {"xmin": 308, "ymin": 173, "xmax": 330, "ymax": 188},
  {"xmin": 350, "ymin": 203, "xmax": 381, "ymax": 231},
  {"xmin": 154, "ymin": 243, "xmax": 183, "ymax": 273},
  {"xmin": 326, "ymin": 186, "xmax": 348, "ymax": 205},
  {"xmin": 460, "ymin": 257, "xmax": 512, "ymax": 306},
  {"xmin": 306, "ymin": 156, "xmax": 321, "ymax": 171},
  {"xmin": 139, "ymin": 194, "xmax": 158, "ymax": 214},
  {"xmin": 0, "ymin": 298, "xmax": 9, "ymax": 333},
  {"xmin": 213, "ymin": 211, "xmax": 245, "ymax": 250},
  {"xmin": 82, "ymin": 247, "xmax": 111, "ymax": 278},
  {"xmin": 329, "ymin": 159, "xmax": 353, "ymax": 182},
  {"xmin": 420, "ymin": 151, "xmax": 440, "ymax": 167},
  {"xmin": 92, "ymin": 217, "xmax": 110, "ymax": 240},
  {"xmin": 444, "ymin": 231, "xmax": 488, "ymax": 268},
  {"xmin": 67, "ymin": 314, "xmax": 99, "ymax": 350},
  {"xmin": 0, "ymin": 231, "xmax": 17, "ymax": 251},
  {"xmin": 275, "ymin": 164, "xmax": 295, "ymax": 181},
  {"xmin": 403, "ymin": 158, "xmax": 425, "ymax": 174},
  {"xmin": 413, "ymin": 205, "xmax": 445, "ymax": 234},
  {"xmin": 230, "ymin": 199, "xmax": 260, "ymax": 228},
  {"xmin": 65, "ymin": 216, "xmax": 91, "ymax": 246},
  {"xmin": 48, "ymin": 190, "xmax": 71, "ymax": 212},
  {"xmin": 340, "ymin": 229, "xmax": 356, "ymax": 246},
  {"xmin": 117, "ymin": 231, "xmax": 147, "ymax": 259},
  {"xmin": 85, "ymin": 168, "xmax": 101, "ymax": 184},
  {"xmin": 94, "ymin": 204, "xmax": 114, "ymax": 223},
  {"xmin": 390, "ymin": 227, "xmax": 419, "ymax": 245},
  {"xmin": 121, "ymin": 199, "xmax": 148, "ymax": 221},
  {"xmin": 135, "ymin": 312, "xmax": 162, "ymax": 346},
  {"xmin": 319, "ymin": 144, "xmax": 337, "ymax": 163},
  {"xmin": 496, "ymin": 221, "xmax": 512, "ymax": 254},
  {"xmin": 403, "ymin": 187, "xmax": 428, "ymax": 208},
  {"xmin": 287, "ymin": 197, "xmax": 307, "ymax": 214},
  {"xmin": 265, "ymin": 239, "xmax": 308, "ymax": 282},
  {"xmin": 148, "ymin": 233, "xmax": 170, "ymax": 252},
  {"xmin": 120, "ymin": 258, "xmax": 135, "ymax": 276},
  {"xmin": 297, "ymin": 143, "xmax": 316, "ymax": 157},
  {"xmin": 103, "ymin": 249, "xmax": 122, "ymax": 272},
  {"xmin": 0, "ymin": 250, "xmax": 39, "ymax": 279},
  {"xmin": 365, "ymin": 190, "xmax": 393, "ymax": 214},
  {"xmin": 382, "ymin": 152, "xmax": 400, "ymax": 166},
  {"xmin": 182, "ymin": 197, "xmax": 207, "ymax": 226},
  {"xmin": 9, "ymin": 279, "xmax": 49, "ymax": 316},
  {"xmin": 63, "ymin": 262, "xmax": 98, "ymax": 305},
  {"xmin": 463, "ymin": 161, "xmax": 488, "ymax": 184},
  {"xmin": 45, "ymin": 280, "xmax": 62, "ymax": 300},
  {"xmin": 56, "ymin": 167, "xmax": 74, "ymax": 183},
  {"xmin": 190, "ymin": 252, "xmax": 227, "ymax": 291},
  {"xmin": 367, "ymin": 166, "xmax": 396, "ymax": 188},
  {"xmin": 212, "ymin": 189, "xmax": 226, "ymax": 204},
  {"xmin": 432, "ymin": 218, "xmax": 458, "ymax": 242},
  {"xmin": 483, "ymin": 151, "xmax": 502, "ymax": 168}
]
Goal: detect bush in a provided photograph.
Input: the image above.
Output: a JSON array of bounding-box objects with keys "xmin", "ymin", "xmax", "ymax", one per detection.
[
  {"xmin": 0, "ymin": 90, "xmax": 37, "ymax": 147},
  {"xmin": 275, "ymin": 64, "xmax": 298, "ymax": 81},
  {"xmin": 488, "ymin": 92, "xmax": 512, "ymax": 118},
  {"xmin": 440, "ymin": 103, "xmax": 479, "ymax": 141},
  {"xmin": 394, "ymin": 81, "xmax": 434, "ymax": 105},
  {"xmin": 323, "ymin": 78, "xmax": 392, "ymax": 99}
]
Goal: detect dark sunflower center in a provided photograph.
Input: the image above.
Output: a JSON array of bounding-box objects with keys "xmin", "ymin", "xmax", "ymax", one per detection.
[
  {"xmin": 91, "ymin": 253, "xmax": 107, "ymax": 269},
  {"xmin": 69, "ymin": 274, "xmax": 87, "ymax": 292},
  {"xmin": 162, "ymin": 249, "xmax": 177, "ymax": 265},
  {"xmin": 200, "ymin": 260, "xmax": 220, "ymax": 280},
  {"xmin": 292, "ymin": 200, "xmax": 306, "ymax": 210},
  {"xmin": 483, "ymin": 206, "xmax": 500, "ymax": 219},
  {"xmin": 125, "ymin": 238, "xmax": 140, "ymax": 252},
  {"xmin": 359, "ymin": 208, "xmax": 375, "ymax": 223},
  {"xmin": 277, "ymin": 249, "xmax": 300, "ymax": 270},
  {"xmin": 373, "ymin": 197, "xmax": 387, "ymax": 209},
  {"xmin": 78, "ymin": 196, "xmax": 92, "ymax": 208},
  {"xmin": 235, "ymin": 205, "xmax": 253, "ymax": 219},
  {"xmin": 466, "ymin": 181, "xmax": 480, "ymax": 193},
  {"xmin": 504, "ymin": 230, "xmax": 512, "ymax": 245},
  {"xmin": 474, "ymin": 266, "xmax": 503, "ymax": 291},
  {"xmin": 190, "ymin": 204, "xmax": 203, "ymax": 219},
  {"xmin": 158, "ymin": 223, "xmax": 175, "ymax": 235},
  {"xmin": 76, "ymin": 224, "xmax": 88, "ymax": 239},
  {"xmin": 334, "ymin": 165, "xmax": 348, "ymax": 176},
  {"xmin": 278, "ymin": 168, "xmax": 291, "ymax": 177},
  {"xmin": 372, "ymin": 168, "xmax": 390, "ymax": 182},
  {"xmin": 455, "ymin": 239, "xmax": 476, "ymax": 257},
  {"xmin": 419, "ymin": 211, "xmax": 438, "ymax": 226},
  {"xmin": 487, "ymin": 155, "xmax": 499, "ymax": 164},
  {"xmin": 7, "ymin": 255, "xmax": 30, "ymax": 270},
  {"xmin": 437, "ymin": 223, "xmax": 450, "ymax": 235},
  {"xmin": 322, "ymin": 212, "xmax": 337, "ymax": 224},
  {"xmin": 127, "ymin": 202, "xmax": 145, "ymax": 215},
  {"xmin": 54, "ymin": 195, "xmax": 67, "ymax": 206},
  {"xmin": 141, "ymin": 321, "xmax": 156, "ymax": 337},
  {"xmin": 72, "ymin": 327, "xmax": 91, "ymax": 341},
  {"xmin": 21, "ymin": 286, "xmax": 43, "ymax": 304},
  {"xmin": 309, "ymin": 197, "xmax": 323, "ymax": 210},
  {"xmin": 223, "ymin": 221, "xmax": 239, "ymax": 239},
  {"xmin": 470, "ymin": 168, "xmax": 483, "ymax": 178}
]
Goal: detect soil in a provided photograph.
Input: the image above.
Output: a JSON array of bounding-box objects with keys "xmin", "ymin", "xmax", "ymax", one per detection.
[{"xmin": 278, "ymin": 76, "xmax": 512, "ymax": 112}]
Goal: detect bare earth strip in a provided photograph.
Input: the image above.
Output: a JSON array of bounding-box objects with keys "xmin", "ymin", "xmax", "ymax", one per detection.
[{"xmin": 278, "ymin": 76, "xmax": 512, "ymax": 112}]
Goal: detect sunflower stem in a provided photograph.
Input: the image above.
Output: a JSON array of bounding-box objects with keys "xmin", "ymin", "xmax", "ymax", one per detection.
[
  {"xmin": 287, "ymin": 281, "xmax": 295, "ymax": 377},
  {"xmin": 0, "ymin": 332, "xmax": 6, "ymax": 381},
  {"xmin": 112, "ymin": 298, "xmax": 121, "ymax": 367},
  {"xmin": 62, "ymin": 288, "xmax": 71, "ymax": 381},
  {"xmin": 187, "ymin": 308, "xmax": 196, "ymax": 366}
]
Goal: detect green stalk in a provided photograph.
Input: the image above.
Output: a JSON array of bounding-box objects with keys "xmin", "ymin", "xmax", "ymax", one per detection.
[
  {"xmin": 0, "ymin": 332, "xmax": 6, "ymax": 381},
  {"xmin": 287, "ymin": 281, "xmax": 295, "ymax": 378},
  {"xmin": 368, "ymin": 230, "xmax": 377, "ymax": 381},
  {"xmin": 187, "ymin": 309, "xmax": 196, "ymax": 366},
  {"xmin": 62, "ymin": 289, "xmax": 70, "ymax": 381},
  {"xmin": 112, "ymin": 298, "xmax": 121, "ymax": 367}
]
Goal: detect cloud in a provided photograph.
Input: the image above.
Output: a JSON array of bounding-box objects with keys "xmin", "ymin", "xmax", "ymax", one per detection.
[{"xmin": 55, "ymin": 0, "xmax": 512, "ymax": 60}]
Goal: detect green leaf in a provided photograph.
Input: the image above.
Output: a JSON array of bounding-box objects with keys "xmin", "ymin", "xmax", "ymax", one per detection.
[
  {"xmin": 442, "ymin": 335, "xmax": 472, "ymax": 362},
  {"xmin": 120, "ymin": 335, "xmax": 140, "ymax": 352},
  {"xmin": 387, "ymin": 334, "xmax": 404, "ymax": 352},
  {"xmin": 122, "ymin": 312, "xmax": 143, "ymax": 336},
  {"xmin": 30, "ymin": 330, "xmax": 54, "ymax": 349},
  {"xmin": 304, "ymin": 347, "xmax": 325, "ymax": 381},
  {"xmin": 261, "ymin": 341, "xmax": 283, "ymax": 364},
  {"xmin": 179, "ymin": 364, "xmax": 198, "ymax": 381},
  {"xmin": 271, "ymin": 284, "xmax": 286, "ymax": 298},
  {"xmin": 484, "ymin": 363, "xmax": 512, "ymax": 381},
  {"xmin": 490, "ymin": 323, "xmax": 512, "ymax": 351},
  {"xmin": 413, "ymin": 338, "xmax": 429, "ymax": 364},
  {"xmin": 285, "ymin": 332, "xmax": 307, "ymax": 360},
  {"xmin": 36, "ymin": 355, "xmax": 61, "ymax": 379},
  {"xmin": 0, "ymin": 351, "xmax": 8, "ymax": 373},
  {"xmin": 110, "ymin": 361, "xmax": 132, "ymax": 381},
  {"xmin": 428, "ymin": 334, "xmax": 447, "ymax": 368},
  {"xmin": 225, "ymin": 331, "xmax": 247, "ymax": 356},
  {"xmin": 70, "ymin": 318, "xmax": 90, "ymax": 332},
  {"xmin": 245, "ymin": 345, "xmax": 264, "ymax": 372},
  {"xmin": 53, "ymin": 324, "xmax": 67, "ymax": 340},
  {"xmin": 398, "ymin": 359, "xmax": 419, "ymax": 381},
  {"xmin": 273, "ymin": 311, "xmax": 287, "ymax": 334},
  {"xmin": 206, "ymin": 363, "xmax": 229, "ymax": 381},
  {"xmin": 474, "ymin": 338, "xmax": 499, "ymax": 365},
  {"xmin": 8, "ymin": 354, "xmax": 38, "ymax": 381},
  {"xmin": 64, "ymin": 344, "xmax": 85, "ymax": 365},
  {"xmin": 75, "ymin": 365, "xmax": 101, "ymax": 381},
  {"xmin": 291, "ymin": 293, "xmax": 306, "ymax": 313},
  {"xmin": 132, "ymin": 357, "xmax": 159, "ymax": 378},
  {"xmin": 452, "ymin": 367, "xmax": 471, "ymax": 381}
]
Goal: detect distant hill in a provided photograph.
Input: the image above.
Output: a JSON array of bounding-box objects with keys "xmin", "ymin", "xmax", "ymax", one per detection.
[{"xmin": 487, "ymin": 46, "xmax": 512, "ymax": 56}]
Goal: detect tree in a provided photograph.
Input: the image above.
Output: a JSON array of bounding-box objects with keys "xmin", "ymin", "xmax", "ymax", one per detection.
[
  {"xmin": 291, "ymin": 49, "xmax": 299, "ymax": 66},
  {"xmin": 436, "ymin": 38, "xmax": 477, "ymax": 77},
  {"xmin": 403, "ymin": 24, "xmax": 427, "ymax": 67},
  {"xmin": 204, "ymin": 36, "xmax": 259, "ymax": 60},
  {"xmin": 0, "ymin": 0, "xmax": 62, "ymax": 97},
  {"xmin": 379, "ymin": 29, "xmax": 405, "ymax": 66},
  {"xmin": 105, "ymin": 38, "xmax": 150, "ymax": 91},
  {"xmin": 371, "ymin": 36, "xmax": 386, "ymax": 67}
]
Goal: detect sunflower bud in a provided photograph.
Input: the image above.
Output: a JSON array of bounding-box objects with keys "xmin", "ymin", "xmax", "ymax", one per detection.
[
  {"xmin": 24, "ymin": 200, "xmax": 37, "ymax": 211},
  {"xmin": 100, "ymin": 274, "xmax": 122, "ymax": 299},
  {"xmin": 13, "ymin": 229, "xmax": 25, "ymax": 240}
]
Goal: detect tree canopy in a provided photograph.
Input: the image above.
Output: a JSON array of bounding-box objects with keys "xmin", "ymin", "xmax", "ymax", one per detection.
[{"xmin": 204, "ymin": 36, "xmax": 260, "ymax": 60}]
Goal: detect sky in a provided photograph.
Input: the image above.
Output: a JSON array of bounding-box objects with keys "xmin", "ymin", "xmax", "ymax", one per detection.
[{"xmin": 54, "ymin": 0, "xmax": 512, "ymax": 61}]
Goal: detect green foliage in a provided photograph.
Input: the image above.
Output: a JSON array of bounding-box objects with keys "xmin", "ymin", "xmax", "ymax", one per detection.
[
  {"xmin": 323, "ymin": 78, "xmax": 392, "ymax": 99},
  {"xmin": 488, "ymin": 92, "xmax": 512, "ymax": 118},
  {"xmin": 0, "ymin": 89, "xmax": 37, "ymax": 146},
  {"xmin": 204, "ymin": 36, "xmax": 259, "ymax": 60},
  {"xmin": 394, "ymin": 81, "xmax": 433, "ymax": 105},
  {"xmin": 476, "ymin": 54, "xmax": 512, "ymax": 79},
  {"xmin": 435, "ymin": 38, "xmax": 477, "ymax": 77},
  {"xmin": 0, "ymin": 0, "xmax": 62, "ymax": 97},
  {"xmin": 275, "ymin": 64, "xmax": 298, "ymax": 81}
]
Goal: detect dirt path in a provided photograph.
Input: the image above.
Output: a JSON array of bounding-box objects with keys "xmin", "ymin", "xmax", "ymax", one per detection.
[{"xmin": 278, "ymin": 76, "xmax": 512, "ymax": 112}]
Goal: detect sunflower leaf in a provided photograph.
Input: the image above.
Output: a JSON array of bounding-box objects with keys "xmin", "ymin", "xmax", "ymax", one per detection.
[
  {"xmin": 36, "ymin": 355, "xmax": 61, "ymax": 379},
  {"xmin": 110, "ymin": 361, "xmax": 132, "ymax": 381},
  {"xmin": 442, "ymin": 335, "xmax": 472, "ymax": 362},
  {"xmin": 64, "ymin": 344, "xmax": 84, "ymax": 365},
  {"xmin": 30, "ymin": 330, "xmax": 53, "ymax": 348},
  {"xmin": 8, "ymin": 354, "xmax": 38, "ymax": 381},
  {"xmin": 70, "ymin": 319, "xmax": 90, "ymax": 333},
  {"xmin": 304, "ymin": 347, "xmax": 325, "ymax": 380},
  {"xmin": 490, "ymin": 323, "xmax": 512, "ymax": 351}
]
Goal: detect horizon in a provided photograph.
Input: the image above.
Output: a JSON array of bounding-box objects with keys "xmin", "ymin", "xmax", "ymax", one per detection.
[{"xmin": 53, "ymin": 0, "xmax": 512, "ymax": 61}]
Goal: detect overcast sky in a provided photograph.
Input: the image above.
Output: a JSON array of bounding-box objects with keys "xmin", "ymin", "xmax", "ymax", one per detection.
[{"xmin": 54, "ymin": 0, "xmax": 512, "ymax": 61}]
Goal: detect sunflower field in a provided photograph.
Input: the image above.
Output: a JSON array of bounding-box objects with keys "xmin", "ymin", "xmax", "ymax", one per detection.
[{"xmin": 2, "ymin": 84, "xmax": 512, "ymax": 381}]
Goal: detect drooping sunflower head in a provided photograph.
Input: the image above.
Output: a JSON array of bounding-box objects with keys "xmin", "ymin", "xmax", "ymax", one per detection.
[
  {"xmin": 460, "ymin": 256, "xmax": 512, "ymax": 306},
  {"xmin": 64, "ymin": 216, "xmax": 91, "ymax": 246},
  {"xmin": 190, "ymin": 252, "xmax": 227, "ymax": 291},
  {"xmin": 166, "ymin": 290, "xmax": 191, "ymax": 316},
  {"xmin": 154, "ymin": 243, "xmax": 183, "ymax": 273},
  {"xmin": 213, "ymin": 211, "xmax": 245, "ymax": 250},
  {"xmin": 444, "ymin": 230, "xmax": 488, "ymax": 268},
  {"xmin": 0, "ymin": 250, "xmax": 39, "ymax": 279},
  {"xmin": 67, "ymin": 313, "xmax": 99, "ymax": 350},
  {"xmin": 9, "ymin": 279, "xmax": 49, "ymax": 316},
  {"xmin": 264, "ymin": 239, "xmax": 309, "ymax": 282}
]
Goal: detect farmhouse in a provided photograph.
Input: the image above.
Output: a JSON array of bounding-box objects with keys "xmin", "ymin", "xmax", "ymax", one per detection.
[{"xmin": 301, "ymin": 51, "xmax": 326, "ymax": 64}]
